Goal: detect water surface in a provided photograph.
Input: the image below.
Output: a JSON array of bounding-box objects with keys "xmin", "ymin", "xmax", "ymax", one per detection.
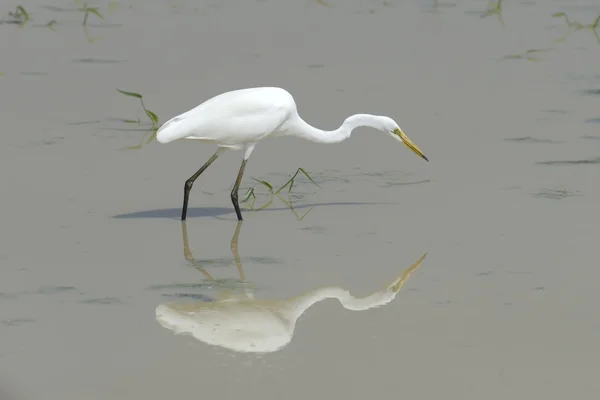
[{"xmin": 1, "ymin": 0, "xmax": 600, "ymax": 399}]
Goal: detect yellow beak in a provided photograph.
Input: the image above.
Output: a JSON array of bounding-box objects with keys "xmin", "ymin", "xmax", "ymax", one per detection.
[{"xmin": 394, "ymin": 128, "xmax": 429, "ymax": 162}]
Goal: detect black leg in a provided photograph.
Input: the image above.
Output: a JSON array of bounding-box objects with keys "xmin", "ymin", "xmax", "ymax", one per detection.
[
  {"xmin": 230, "ymin": 159, "xmax": 248, "ymax": 221},
  {"xmin": 181, "ymin": 149, "xmax": 222, "ymax": 221}
]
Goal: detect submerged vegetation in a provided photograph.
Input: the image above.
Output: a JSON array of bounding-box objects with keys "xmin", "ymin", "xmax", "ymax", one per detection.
[
  {"xmin": 115, "ymin": 89, "xmax": 160, "ymax": 150},
  {"xmin": 116, "ymin": 89, "xmax": 160, "ymax": 129},
  {"xmin": 1, "ymin": 5, "xmax": 30, "ymax": 26},
  {"xmin": 481, "ymin": 0, "xmax": 504, "ymax": 26},
  {"xmin": 241, "ymin": 169, "xmax": 321, "ymax": 220},
  {"xmin": 74, "ymin": 1, "xmax": 104, "ymax": 26},
  {"xmin": 552, "ymin": 12, "xmax": 600, "ymax": 44}
]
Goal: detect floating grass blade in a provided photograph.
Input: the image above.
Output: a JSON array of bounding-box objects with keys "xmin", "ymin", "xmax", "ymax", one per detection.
[
  {"xmin": 275, "ymin": 168, "xmax": 320, "ymax": 194},
  {"xmin": 240, "ymin": 167, "xmax": 322, "ymax": 216},
  {"xmin": 242, "ymin": 179, "xmax": 275, "ymax": 211},
  {"xmin": 241, "ymin": 187, "xmax": 255, "ymax": 205},
  {"xmin": 77, "ymin": 1, "xmax": 104, "ymax": 26},
  {"xmin": 252, "ymin": 178, "xmax": 274, "ymax": 194},
  {"xmin": 116, "ymin": 89, "xmax": 142, "ymax": 99},
  {"xmin": 46, "ymin": 20, "xmax": 57, "ymax": 31},
  {"xmin": 86, "ymin": 7, "xmax": 104, "ymax": 20},
  {"xmin": 116, "ymin": 89, "xmax": 160, "ymax": 129},
  {"xmin": 6, "ymin": 5, "xmax": 31, "ymax": 26},
  {"xmin": 552, "ymin": 12, "xmax": 585, "ymax": 30},
  {"xmin": 481, "ymin": 0, "xmax": 504, "ymax": 26},
  {"xmin": 16, "ymin": 6, "xmax": 29, "ymax": 21},
  {"xmin": 145, "ymin": 110, "xmax": 159, "ymax": 127}
]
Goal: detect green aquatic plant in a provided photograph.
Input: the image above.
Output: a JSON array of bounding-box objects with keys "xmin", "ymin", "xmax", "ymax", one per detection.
[
  {"xmin": 73, "ymin": 1, "xmax": 104, "ymax": 25},
  {"xmin": 552, "ymin": 12, "xmax": 600, "ymax": 44},
  {"xmin": 552, "ymin": 12, "xmax": 585, "ymax": 30},
  {"xmin": 241, "ymin": 179, "xmax": 274, "ymax": 212},
  {"xmin": 120, "ymin": 129, "xmax": 157, "ymax": 151},
  {"xmin": 481, "ymin": 0, "xmax": 504, "ymax": 26},
  {"xmin": 116, "ymin": 89, "xmax": 160, "ymax": 129},
  {"xmin": 241, "ymin": 170, "xmax": 320, "ymax": 220},
  {"xmin": 3, "ymin": 5, "xmax": 30, "ymax": 26},
  {"xmin": 46, "ymin": 20, "xmax": 57, "ymax": 31},
  {"xmin": 275, "ymin": 167, "xmax": 321, "ymax": 194}
]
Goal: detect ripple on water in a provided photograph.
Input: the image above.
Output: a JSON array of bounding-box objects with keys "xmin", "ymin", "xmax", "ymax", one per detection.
[
  {"xmin": 72, "ymin": 58, "xmax": 126, "ymax": 64},
  {"xmin": 0, "ymin": 286, "xmax": 76, "ymax": 299},
  {"xmin": 581, "ymin": 89, "xmax": 600, "ymax": 96},
  {"xmin": 536, "ymin": 157, "xmax": 600, "ymax": 165},
  {"xmin": 79, "ymin": 297, "xmax": 125, "ymax": 305},
  {"xmin": 504, "ymin": 136, "xmax": 563, "ymax": 143},
  {"xmin": 1, "ymin": 318, "xmax": 36, "ymax": 327},
  {"xmin": 533, "ymin": 187, "xmax": 582, "ymax": 200}
]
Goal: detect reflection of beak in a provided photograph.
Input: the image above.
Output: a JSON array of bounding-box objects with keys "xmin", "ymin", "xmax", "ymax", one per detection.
[
  {"xmin": 388, "ymin": 253, "xmax": 427, "ymax": 293},
  {"xmin": 394, "ymin": 128, "xmax": 429, "ymax": 162}
]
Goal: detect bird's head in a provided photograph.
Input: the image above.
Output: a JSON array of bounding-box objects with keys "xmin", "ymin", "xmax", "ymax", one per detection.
[{"xmin": 380, "ymin": 117, "xmax": 429, "ymax": 162}]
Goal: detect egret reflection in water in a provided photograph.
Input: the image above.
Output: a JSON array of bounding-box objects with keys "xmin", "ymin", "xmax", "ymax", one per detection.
[{"xmin": 155, "ymin": 221, "xmax": 427, "ymax": 354}]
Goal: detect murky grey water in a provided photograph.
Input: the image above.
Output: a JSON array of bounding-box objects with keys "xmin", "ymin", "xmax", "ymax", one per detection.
[{"xmin": 1, "ymin": 0, "xmax": 600, "ymax": 399}]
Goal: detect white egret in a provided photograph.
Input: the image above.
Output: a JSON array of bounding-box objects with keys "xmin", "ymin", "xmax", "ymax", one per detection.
[
  {"xmin": 155, "ymin": 221, "xmax": 427, "ymax": 354},
  {"xmin": 156, "ymin": 86, "xmax": 429, "ymax": 221}
]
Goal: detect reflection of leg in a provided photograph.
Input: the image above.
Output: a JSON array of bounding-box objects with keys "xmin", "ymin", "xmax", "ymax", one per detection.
[
  {"xmin": 230, "ymin": 221, "xmax": 253, "ymax": 299},
  {"xmin": 230, "ymin": 221, "xmax": 245, "ymax": 281},
  {"xmin": 180, "ymin": 221, "xmax": 214, "ymax": 280}
]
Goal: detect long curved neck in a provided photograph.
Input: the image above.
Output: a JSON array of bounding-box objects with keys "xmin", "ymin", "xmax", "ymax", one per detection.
[
  {"xmin": 286, "ymin": 286, "xmax": 395, "ymax": 322},
  {"xmin": 289, "ymin": 114, "xmax": 384, "ymax": 144}
]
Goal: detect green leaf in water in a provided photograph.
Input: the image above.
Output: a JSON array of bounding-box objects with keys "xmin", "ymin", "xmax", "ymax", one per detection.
[
  {"xmin": 116, "ymin": 89, "xmax": 143, "ymax": 99},
  {"xmin": 241, "ymin": 187, "xmax": 255, "ymax": 204},
  {"xmin": 46, "ymin": 20, "xmax": 58, "ymax": 31},
  {"xmin": 87, "ymin": 7, "xmax": 104, "ymax": 20},
  {"xmin": 145, "ymin": 109, "xmax": 159, "ymax": 127},
  {"xmin": 276, "ymin": 167, "xmax": 320, "ymax": 194},
  {"xmin": 252, "ymin": 178, "xmax": 274, "ymax": 193}
]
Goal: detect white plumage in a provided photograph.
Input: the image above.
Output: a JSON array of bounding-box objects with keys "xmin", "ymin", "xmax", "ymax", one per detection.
[
  {"xmin": 156, "ymin": 253, "xmax": 427, "ymax": 354},
  {"xmin": 157, "ymin": 87, "xmax": 294, "ymax": 148},
  {"xmin": 155, "ymin": 86, "xmax": 429, "ymax": 221}
]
